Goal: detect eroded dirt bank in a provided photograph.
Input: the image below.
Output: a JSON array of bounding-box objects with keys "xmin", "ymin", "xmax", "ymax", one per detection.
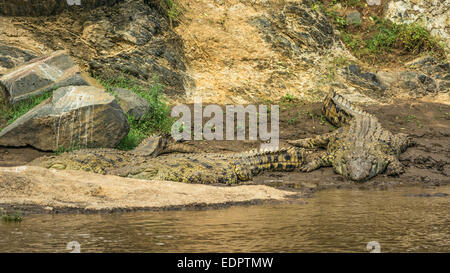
[{"xmin": 0, "ymin": 166, "xmax": 297, "ymax": 214}]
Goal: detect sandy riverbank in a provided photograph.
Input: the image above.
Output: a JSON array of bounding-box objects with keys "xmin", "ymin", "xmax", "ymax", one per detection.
[{"xmin": 0, "ymin": 166, "xmax": 298, "ymax": 214}]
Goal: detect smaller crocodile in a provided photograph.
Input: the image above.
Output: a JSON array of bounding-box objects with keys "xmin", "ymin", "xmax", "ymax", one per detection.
[
  {"xmin": 30, "ymin": 135, "xmax": 310, "ymax": 184},
  {"xmin": 288, "ymin": 90, "xmax": 414, "ymax": 181}
]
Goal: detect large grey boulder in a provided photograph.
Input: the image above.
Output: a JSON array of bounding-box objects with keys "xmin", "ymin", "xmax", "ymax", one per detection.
[
  {"xmin": 112, "ymin": 87, "xmax": 150, "ymax": 120},
  {"xmin": 0, "ymin": 86, "xmax": 129, "ymax": 151},
  {"xmin": 0, "ymin": 50, "xmax": 97, "ymax": 104}
]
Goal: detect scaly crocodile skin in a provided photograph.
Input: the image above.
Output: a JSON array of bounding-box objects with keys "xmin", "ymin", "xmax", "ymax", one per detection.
[
  {"xmin": 288, "ymin": 90, "xmax": 413, "ymax": 181},
  {"xmin": 30, "ymin": 136, "xmax": 309, "ymax": 184}
]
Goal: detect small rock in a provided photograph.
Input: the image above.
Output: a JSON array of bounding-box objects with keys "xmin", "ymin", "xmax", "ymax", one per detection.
[
  {"xmin": 406, "ymin": 56, "xmax": 436, "ymax": 68},
  {"xmin": 0, "ymin": 85, "xmax": 129, "ymax": 151},
  {"xmin": 346, "ymin": 64, "xmax": 361, "ymax": 75},
  {"xmin": 417, "ymin": 74, "xmax": 437, "ymax": 92},
  {"xmin": 112, "ymin": 87, "xmax": 150, "ymax": 120},
  {"xmin": 343, "ymin": 64, "xmax": 386, "ymax": 94},
  {"xmin": 376, "ymin": 71, "xmax": 399, "ymax": 87},
  {"xmin": 346, "ymin": 12, "xmax": 362, "ymax": 25}
]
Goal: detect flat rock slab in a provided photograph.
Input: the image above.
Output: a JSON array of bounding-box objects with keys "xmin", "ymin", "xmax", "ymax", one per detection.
[
  {"xmin": 0, "ymin": 50, "xmax": 95, "ymax": 103},
  {"xmin": 0, "ymin": 166, "xmax": 295, "ymax": 212},
  {"xmin": 0, "ymin": 85, "xmax": 129, "ymax": 151}
]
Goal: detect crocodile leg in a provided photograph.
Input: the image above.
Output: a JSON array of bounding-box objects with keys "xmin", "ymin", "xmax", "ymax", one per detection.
[
  {"xmin": 300, "ymin": 151, "xmax": 332, "ymax": 172},
  {"xmin": 393, "ymin": 133, "xmax": 415, "ymax": 153},
  {"xmin": 288, "ymin": 130, "xmax": 340, "ymax": 149},
  {"xmin": 385, "ymin": 155, "xmax": 405, "ymax": 176}
]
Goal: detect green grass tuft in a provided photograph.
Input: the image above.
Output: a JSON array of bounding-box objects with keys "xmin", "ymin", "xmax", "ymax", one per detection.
[
  {"xmin": 1, "ymin": 211, "xmax": 23, "ymax": 222},
  {"xmin": 0, "ymin": 92, "xmax": 52, "ymax": 131},
  {"xmin": 147, "ymin": 0, "xmax": 183, "ymax": 29},
  {"xmin": 98, "ymin": 74, "xmax": 174, "ymax": 151},
  {"xmin": 317, "ymin": 1, "xmax": 447, "ymax": 64},
  {"xmin": 340, "ymin": 18, "xmax": 445, "ymax": 61}
]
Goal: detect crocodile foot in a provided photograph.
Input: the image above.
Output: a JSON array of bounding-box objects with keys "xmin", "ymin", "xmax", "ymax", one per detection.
[{"xmin": 386, "ymin": 160, "xmax": 405, "ymax": 176}]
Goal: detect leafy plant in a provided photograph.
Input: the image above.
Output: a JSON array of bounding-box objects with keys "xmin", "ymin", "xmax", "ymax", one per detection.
[
  {"xmin": 99, "ymin": 74, "xmax": 174, "ymax": 151},
  {"xmin": 282, "ymin": 93, "xmax": 295, "ymax": 102},
  {"xmin": 1, "ymin": 211, "xmax": 23, "ymax": 222}
]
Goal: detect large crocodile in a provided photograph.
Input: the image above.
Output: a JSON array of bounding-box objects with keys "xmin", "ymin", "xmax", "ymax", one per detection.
[
  {"xmin": 288, "ymin": 90, "xmax": 414, "ymax": 181},
  {"xmin": 30, "ymin": 135, "xmax": 309, "ymax": 184}
]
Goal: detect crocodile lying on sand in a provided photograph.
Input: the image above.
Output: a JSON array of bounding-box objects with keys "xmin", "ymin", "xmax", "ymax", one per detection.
[
  {"xmin": 288, "ymin": 90, "xmax": 414, "ymax": 181},
  {"xmin": 30, "ymin": 135, "xmax": 309, "ymax": 184}
]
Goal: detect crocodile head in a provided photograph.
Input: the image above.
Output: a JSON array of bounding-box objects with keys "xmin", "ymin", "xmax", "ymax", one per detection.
[{"xmin": 333, "ymin": 148, "xmax": 387, "ymax": 181}]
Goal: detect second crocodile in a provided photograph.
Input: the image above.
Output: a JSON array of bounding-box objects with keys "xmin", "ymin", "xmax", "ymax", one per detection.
[{"xmin": 288, "ymin": 90, "xmax": 414, "ymax": 181}]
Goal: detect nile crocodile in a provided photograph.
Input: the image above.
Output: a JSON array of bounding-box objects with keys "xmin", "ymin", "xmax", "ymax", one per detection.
[
  {"xmin": 30, "ymin": 135, "xmax": 309, "ymax": 184},
  {"xmin": 288, "ymin": 90, "xmax": 414, "ymax": 181}
]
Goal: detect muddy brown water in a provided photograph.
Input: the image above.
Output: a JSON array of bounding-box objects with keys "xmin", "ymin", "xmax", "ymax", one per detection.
[
  {"xmin": 0, "ymin": 101, "xmax": 448, "ymax": 252},
  {"xmin": 1, "ymin": 186, "xmax": 448, "ymax": 253}
]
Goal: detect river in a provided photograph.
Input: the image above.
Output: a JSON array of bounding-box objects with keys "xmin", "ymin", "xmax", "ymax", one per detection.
[{"xmin": 1, "ymin": 186, "xmax": 449, "ymax": 253}]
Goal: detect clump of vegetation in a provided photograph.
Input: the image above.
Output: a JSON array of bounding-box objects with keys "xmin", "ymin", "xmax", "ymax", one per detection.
[
  {"xmin": 1, "ymin": 211, "xmax": 23, "ymax": 222},
  {"xmin": 147, "ymin": 0, "xmax": 183, "ymax": 28},
  {"xmin": 99, "ymin": 75, "xmax": 174, "ymax": 151},
  {"xmin": 311, "ymin": 0, "xmax": 446, "ymax": 65},
  {"xmin": 0, "ymin": 91, "xmax": 52, "ymax": 131},
  {"xmin": 281, "ymin": 93, "xmax": 295, "ymax": 102},
  {"xmin": 341, "ymin": 17, "xmax": 445, "ymax": 61}
]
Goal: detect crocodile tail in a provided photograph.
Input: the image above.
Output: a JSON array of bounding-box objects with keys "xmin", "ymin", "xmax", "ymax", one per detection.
[
  {"xmin": 231, "ymin": 147, "xmax": 306, "ymax": 181},
  {"xmin": 323, "ymin": 89, "xmax": 374, "ymax": 127}
]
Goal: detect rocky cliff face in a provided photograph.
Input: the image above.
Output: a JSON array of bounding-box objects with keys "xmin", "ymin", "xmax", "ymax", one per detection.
[
  {"xmin": 0, "ymin": 0, "xmax": 192, "ymax": 99},
  {"xmin": 0, "ymin": 0, "xmax": 448, "ymax": 105},
  {"xmin": 173, "ymin": 0, "xmax": 353, "ymax": 103}
]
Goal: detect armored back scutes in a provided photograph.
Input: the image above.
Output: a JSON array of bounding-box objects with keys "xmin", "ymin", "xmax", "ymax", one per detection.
[
  {"xmin": 289, "ymin": 89, "xmax": 412, "ymax": 181},
  {"xmin": 324, "ymin": 90, "xmax": 375, "ymax": 127}
]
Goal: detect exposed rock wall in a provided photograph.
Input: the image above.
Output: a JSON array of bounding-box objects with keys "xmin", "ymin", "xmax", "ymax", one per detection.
[
  {"xmin": 0, "ymin": 0, "xmax": 447, "ymax": 105},
  {"xmin": 0, "ymin": 0, "xmax": 192, "ymax": 99},
  {"xmin": 174, "ymin": 0, "xmax": 349, "ymax": 103},
  {"xmin": 0, "ymin": 0, "xmax": 122, "ymax": 16}
]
